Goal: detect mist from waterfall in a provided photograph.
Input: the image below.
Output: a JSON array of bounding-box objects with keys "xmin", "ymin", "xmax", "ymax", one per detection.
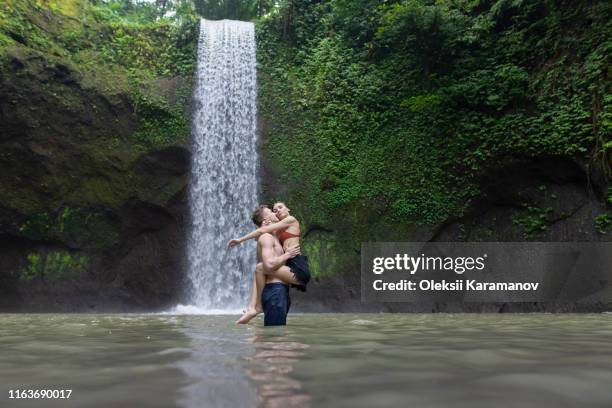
[{"xmin": 181, "ymin": 19, "xmax": 258, "ymax": 313}]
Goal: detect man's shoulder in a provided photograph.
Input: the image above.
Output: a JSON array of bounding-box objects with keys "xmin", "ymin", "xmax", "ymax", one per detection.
[{"xmin": 257, "ymin": 232, "xmax": 275, "ymax": 244}]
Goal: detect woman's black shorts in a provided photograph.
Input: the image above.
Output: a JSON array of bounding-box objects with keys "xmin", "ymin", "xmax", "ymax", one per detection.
[{"xmin": 286, "ymin": 254, "xmax": 311, "ymax": 292}]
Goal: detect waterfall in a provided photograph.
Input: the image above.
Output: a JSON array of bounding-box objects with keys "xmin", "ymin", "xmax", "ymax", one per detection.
[{"xmin": 184, "ymin": 19, "xmax": 259, "ymax": 312}]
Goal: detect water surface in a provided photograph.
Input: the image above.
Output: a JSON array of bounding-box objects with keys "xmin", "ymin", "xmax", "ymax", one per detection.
[{"xmin": 1, "ymin": 314, "xmax": 611, "ymax": 407}]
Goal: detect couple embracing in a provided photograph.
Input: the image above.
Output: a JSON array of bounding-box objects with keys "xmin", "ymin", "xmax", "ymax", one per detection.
[{"xmin": 228, "ymin": 202, "xmax": 311, "ymax": 326}]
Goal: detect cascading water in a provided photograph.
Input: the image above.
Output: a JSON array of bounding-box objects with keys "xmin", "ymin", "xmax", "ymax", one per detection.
[{"xmin": 183, "ymin": 19, "xmax": 259, "ymax": 312}]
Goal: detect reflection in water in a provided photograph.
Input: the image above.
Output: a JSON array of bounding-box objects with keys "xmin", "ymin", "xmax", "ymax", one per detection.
[
  {"xmin": 0, "ymin": 314, "xmax": 191, "ymax": 408},
  {"xmin": 173, "ymin": 316, "xmax": 258, "ymax": 408},
  {"xmin": 243, "ymin": 328, "xmax": 311, "ymax": 408}
]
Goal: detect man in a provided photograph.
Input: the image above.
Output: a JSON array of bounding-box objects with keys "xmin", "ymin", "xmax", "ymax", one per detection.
[{"xmin": 250, "ymin": 205, "xmax": 299, "ymax": 326}]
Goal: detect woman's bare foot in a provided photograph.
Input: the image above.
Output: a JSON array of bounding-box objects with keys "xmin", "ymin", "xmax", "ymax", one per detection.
[{"xmin": 236, "ymin": 308, "xmax": 261, "ymax": 324}]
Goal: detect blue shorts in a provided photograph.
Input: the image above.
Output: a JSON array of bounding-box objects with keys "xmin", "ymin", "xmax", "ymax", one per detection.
[{"xmin": 262, "ymin": 283, "xmax": 291, "ymax": 326}]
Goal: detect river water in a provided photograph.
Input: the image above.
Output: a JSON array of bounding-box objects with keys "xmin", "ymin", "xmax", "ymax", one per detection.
[{"xmin": 1, "ymin": 314, "xmax": 611, "ymax": 407}]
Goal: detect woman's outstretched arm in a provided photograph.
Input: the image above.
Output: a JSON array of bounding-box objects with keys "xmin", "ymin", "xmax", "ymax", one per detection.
[{"xmin": 227, "ymin": 216, "xmax": 297, "ymax": 247}]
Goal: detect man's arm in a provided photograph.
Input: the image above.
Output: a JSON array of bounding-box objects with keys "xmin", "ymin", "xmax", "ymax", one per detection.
[
  {"xmin": 259, "ymin": 234, "xmax": 299, "ymax": 272},
  {"xmin": 228, "ymin": 216, "xmax": 297, "ymax": 247}
]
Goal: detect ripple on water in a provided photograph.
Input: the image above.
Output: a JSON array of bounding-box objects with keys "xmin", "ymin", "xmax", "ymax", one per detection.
[
  {"xmin": 1, "ymin": 313, "xmax": 612, "ymax": 408},
  {"xmin": 350, "ymin": 319, "xmax": 379, "ymax": 326}
]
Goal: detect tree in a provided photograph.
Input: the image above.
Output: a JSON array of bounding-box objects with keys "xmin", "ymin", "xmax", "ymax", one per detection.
[{"xmin": 192, "ymin": 0, "xmax": 275, "ymax": 20}]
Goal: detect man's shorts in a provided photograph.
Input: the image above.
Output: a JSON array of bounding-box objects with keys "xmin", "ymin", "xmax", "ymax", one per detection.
[
  {"xmin": 262, "ymin": 282, "xmax": 291, "ymax": 326},
  {"xmin": 286, "ymin": 254, "xmax": 311, "ymax": 292}
]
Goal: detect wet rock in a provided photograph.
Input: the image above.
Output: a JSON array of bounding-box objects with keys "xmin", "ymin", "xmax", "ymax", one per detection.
[{"xmin": 0, "ymin": 45, "xmax": 191, "ymax": 312}]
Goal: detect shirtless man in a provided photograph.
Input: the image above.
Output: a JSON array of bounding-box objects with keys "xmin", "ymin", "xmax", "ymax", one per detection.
[{"xmin": 246, "ymin": 205, "xmax": 299, "ymax": 326}]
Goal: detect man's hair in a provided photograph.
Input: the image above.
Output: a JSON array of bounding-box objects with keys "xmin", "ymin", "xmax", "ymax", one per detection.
[{"xmin": 251, "ymin": 204, "xmax": 269, "ymax": 227}]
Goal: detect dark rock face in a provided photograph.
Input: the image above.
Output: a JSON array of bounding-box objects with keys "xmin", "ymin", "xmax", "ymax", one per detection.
[
  {"xmin": 134, "ymin": 147, "xmax": 191, "ymax": 177},
  {"xmin": 0, "ymin": 47, "xmax": 192, "ymax": 312},
  {"xmin": 433, "ymin": 155, "xmax": 610, "ymax": 242},
  {"xmin": 283, "ymin": 155, "xmax": 611, "ymax": 313}
]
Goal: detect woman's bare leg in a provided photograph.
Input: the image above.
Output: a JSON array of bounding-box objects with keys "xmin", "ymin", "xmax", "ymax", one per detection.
[
  {"xmin": 237, "ymin": 264, "xmax": 301, "ymax": 325},
  {"xmin": 236, "ymin": 263, "xmax": 265, "ymax": 324},
  {"xmin": 248, "ymin": 272, "xmax": 258, "ymax": 310},
  {"xmin": 254, "ymin": 263, "xmax": 265, "ymax": 312},
  {"xmin": 262, "ymin": 265, "xmax": 301, "ymax": 285}
]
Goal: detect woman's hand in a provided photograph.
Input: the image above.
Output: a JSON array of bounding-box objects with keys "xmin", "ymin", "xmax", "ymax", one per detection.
[{"xmin": 227, "ymin": 239, "xmax": 241, "ymax": 248}]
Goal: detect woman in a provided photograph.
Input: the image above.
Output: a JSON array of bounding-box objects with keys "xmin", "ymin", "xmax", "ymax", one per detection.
[{"xmin": 229, "ymin": 202, "xmax": 311, "ymax": 324}]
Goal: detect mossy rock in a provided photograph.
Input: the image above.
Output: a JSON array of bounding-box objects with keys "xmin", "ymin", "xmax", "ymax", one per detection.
[
  {"xmin": 19, "ymin": 207, "xmax": 120, "ymax": 250},
  {"xmin": 21, "ymin": 250, "xmax": 88, "ymax": 282}
]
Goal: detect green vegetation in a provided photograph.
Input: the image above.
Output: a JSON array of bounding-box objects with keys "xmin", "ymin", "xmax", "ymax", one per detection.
[
  {"xmin": 0, "ymin": 0, "xmax": 198, "ymax": 235},
  {"xmin": 256, "ymin": 0, "xmax": 611, "ymax": 240},
  {"xmin": 131, "ymin": 86, "xmax": 192, "ymax": 149},
  {"xmin": 0, "ymin": 2, "xmax": 199, "ymax": 290},
  {"xmin": 513, "ymin": 206, "xmax": 553, "ymax": 239},
  {"xmin": 0, "ymin": 0, "xmax": 198, "ymax": 73},
  {"xmin": 192, "ymin": 0, "xmax": 275, "ymax": 20},
  {"xmin": 21, "ymin": 254, "xmax": 43, "ymax": 281},
  {"xmin": 595, "ymin": 214, "xmax": 611, "ymax": 234},
  {"xmin": 0, "ymin": 0, "xmax": 198, "ymax": 148},
  {"xmin": 21, "ymin": 251, "xmax": 88, "ymax": 281},
  {"xmin": 595, "ymin": 189, "xmax": 612, "ymax": 233},
  {"xmin": 19, "ymin": 207, "xmax": 119, "ymax": 249}
]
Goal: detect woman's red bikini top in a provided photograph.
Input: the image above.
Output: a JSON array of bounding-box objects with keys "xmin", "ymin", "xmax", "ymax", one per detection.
[{"xmin": 278, "ymin": 229, "xmax": 299, "ymax": 244}]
